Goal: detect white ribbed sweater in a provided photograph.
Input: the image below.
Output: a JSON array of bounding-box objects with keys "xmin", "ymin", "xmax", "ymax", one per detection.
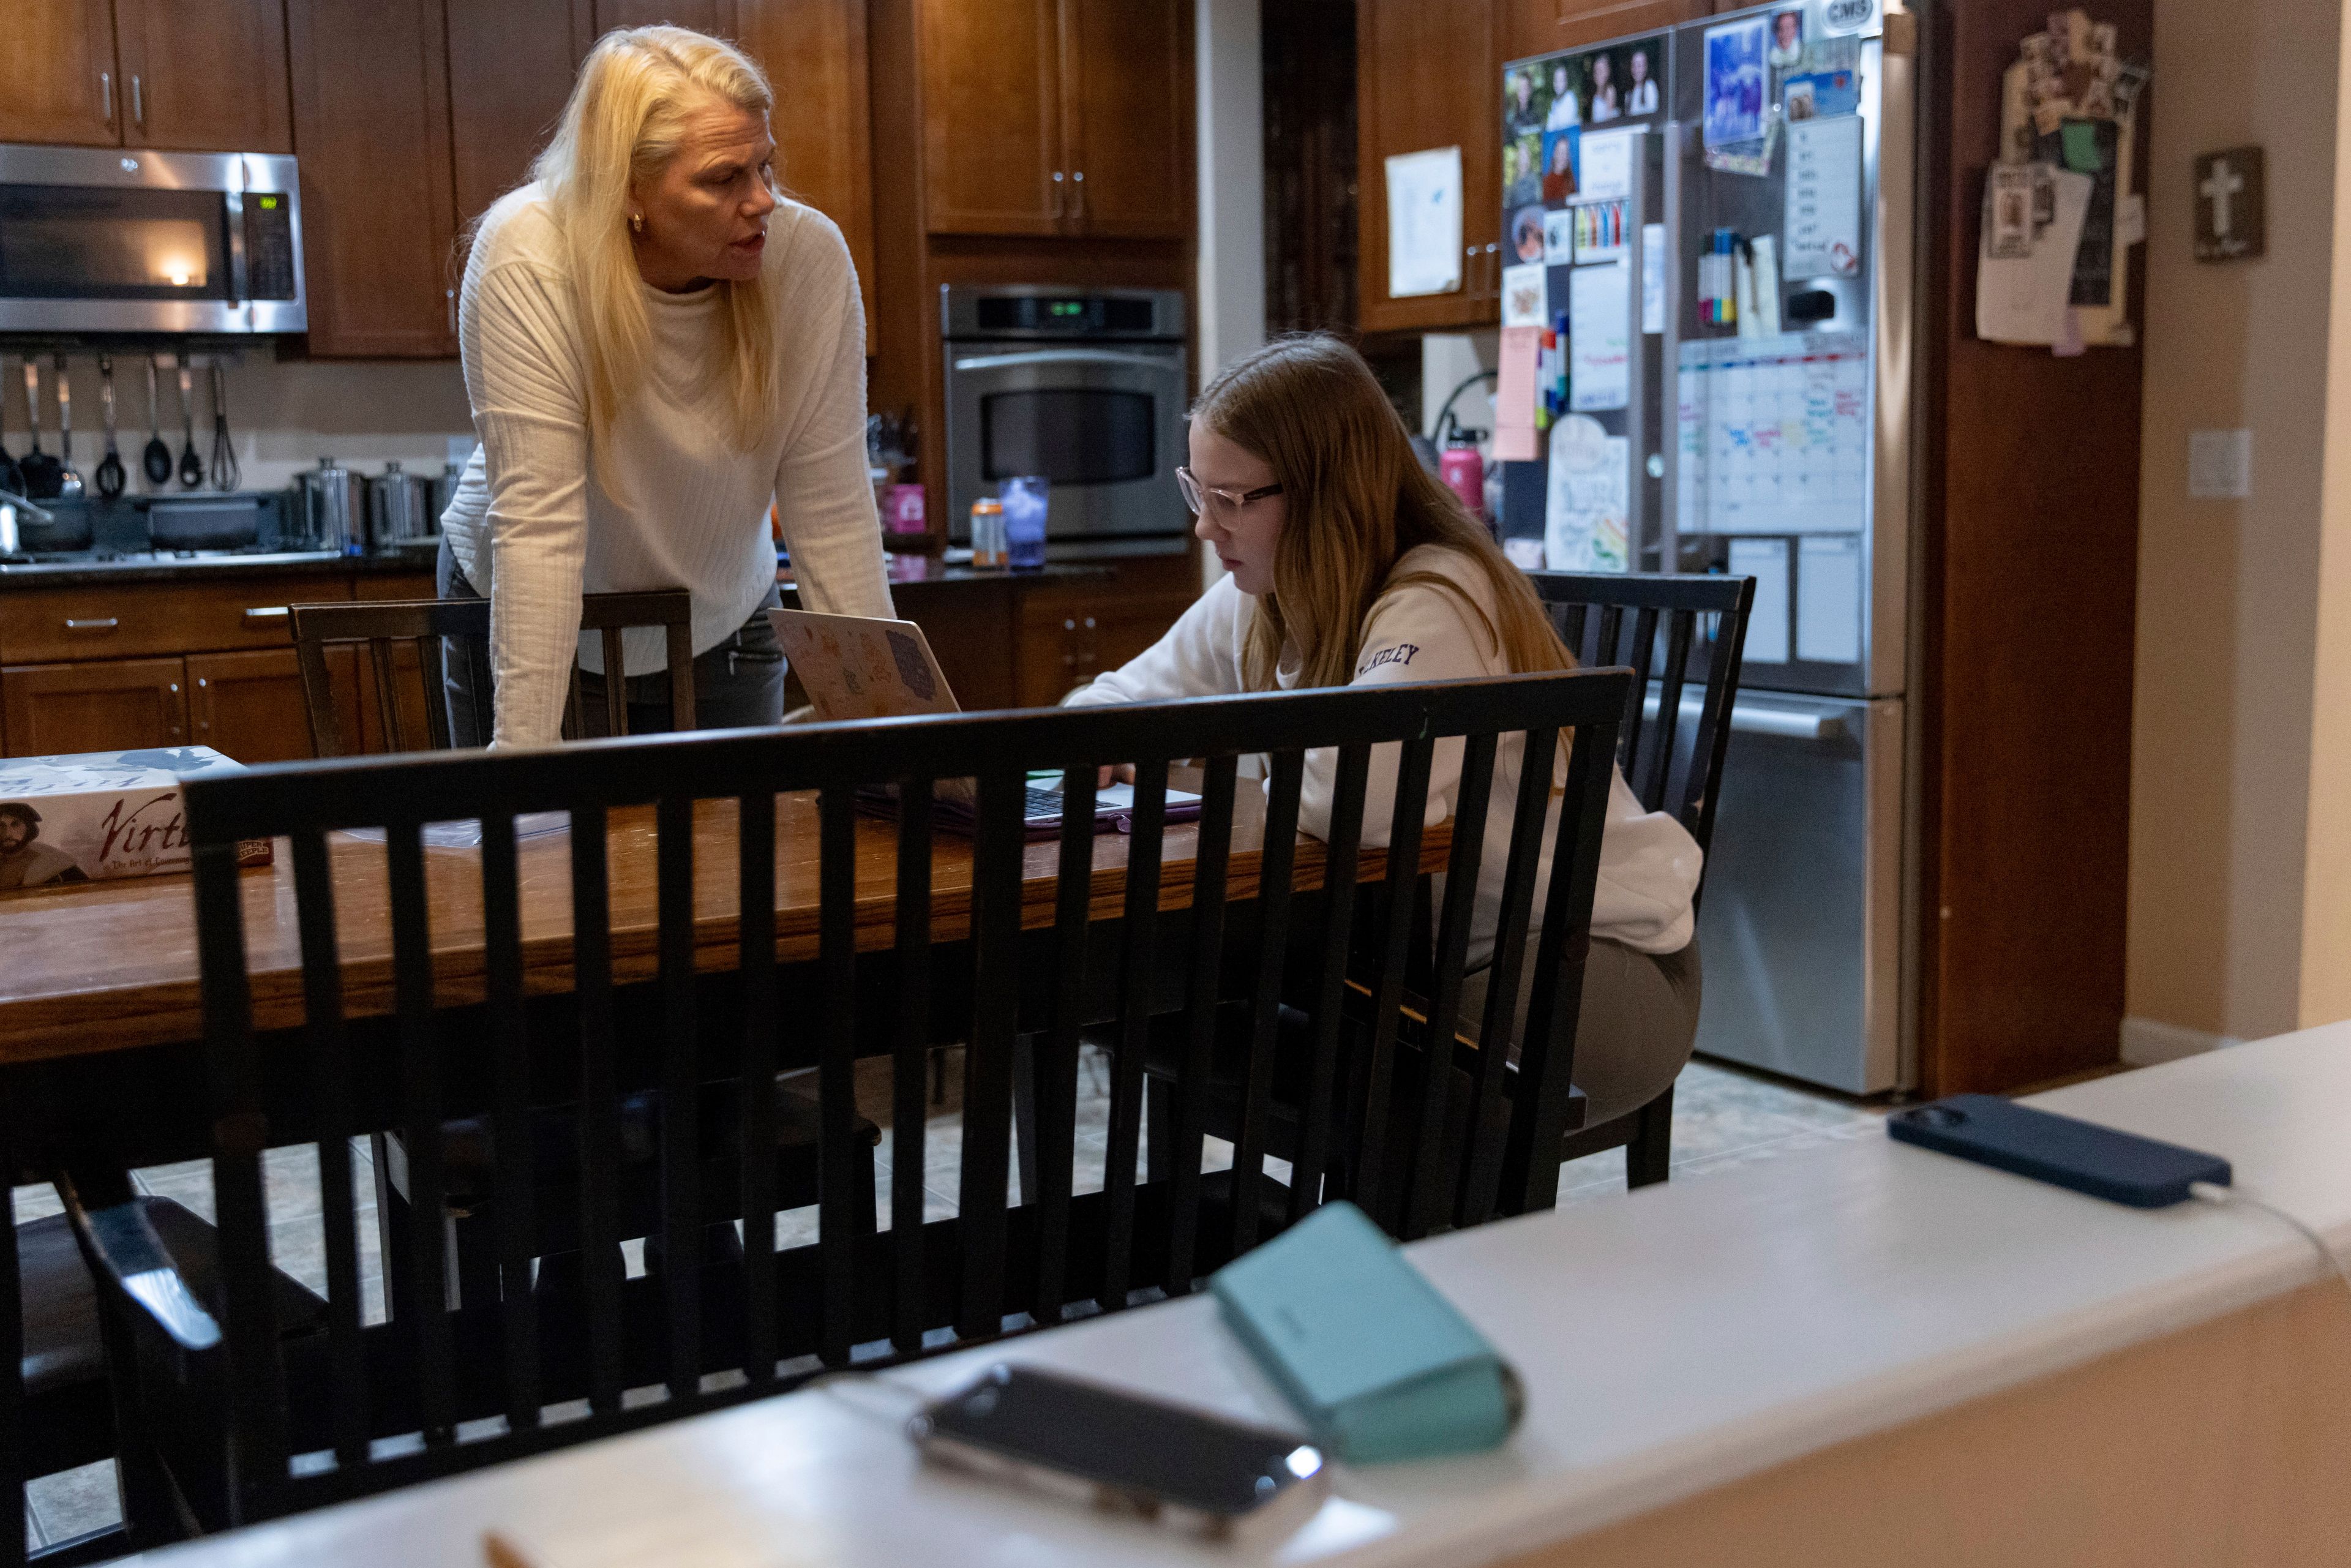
[{"xmin": 440, "ymin": 184, "xmax": 894, "ymax": 747}]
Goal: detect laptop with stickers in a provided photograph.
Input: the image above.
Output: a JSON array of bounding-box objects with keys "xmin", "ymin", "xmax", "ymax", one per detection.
[{"xmin": 768, "ymin": 609, "xmax": 1200, "ymax": 836}]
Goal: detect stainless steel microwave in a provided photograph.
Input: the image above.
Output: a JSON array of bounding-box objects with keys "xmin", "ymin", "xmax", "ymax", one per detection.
[
  {"xmin": 0, "ymin": 143, "xmax": 306, "ymax": 335},
  {"xmin": 941, "ymin": 285, "xmax": 1188, "ymax": 549}
]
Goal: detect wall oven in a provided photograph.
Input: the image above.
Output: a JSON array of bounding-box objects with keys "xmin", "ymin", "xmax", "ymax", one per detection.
[
  {"xmin": 0, "ymin": 143, "xmax": 305, "ymax": 335},
  {"xmin": 941, "ymin": 285, "xmax": 1188, "ymax": 550}
]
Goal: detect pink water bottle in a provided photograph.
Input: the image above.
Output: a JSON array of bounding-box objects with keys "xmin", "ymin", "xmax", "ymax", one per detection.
[{"xmin": 1439, "ymin": 429, "xmax": 1486, "ymax": 523}]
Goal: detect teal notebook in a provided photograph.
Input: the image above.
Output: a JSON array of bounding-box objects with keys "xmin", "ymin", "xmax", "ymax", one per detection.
[{"xmin": 1210, "ymin": 1202, "xmax": 1522, "ymax": 1464}]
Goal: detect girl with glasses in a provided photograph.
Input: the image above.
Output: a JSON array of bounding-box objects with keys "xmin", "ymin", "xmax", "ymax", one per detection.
[{"xmin": 1063, "ymin": 334, "xmax": 1703, "ymax": 1128}]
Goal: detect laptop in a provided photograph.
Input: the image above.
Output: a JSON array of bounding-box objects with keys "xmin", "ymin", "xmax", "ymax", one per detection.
[{"xmin": 768, "ymin": 608, "xmax": 1201, "ymax": 836}]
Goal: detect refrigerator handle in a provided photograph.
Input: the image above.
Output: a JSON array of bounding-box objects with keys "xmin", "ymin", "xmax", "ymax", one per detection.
[{"xmin": 1660, "ymin": 119, "xmax": 1684, "ymax": 571}]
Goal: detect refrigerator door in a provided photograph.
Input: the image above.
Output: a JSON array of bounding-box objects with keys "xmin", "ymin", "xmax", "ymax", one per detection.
[
  {"xmin": 1663, "ymin": 2, "xmax": 1915, "ymax": 700},
  {"xmin": 1690, "ymin": 690, "xmax": 1906, "ymax": 1093}
]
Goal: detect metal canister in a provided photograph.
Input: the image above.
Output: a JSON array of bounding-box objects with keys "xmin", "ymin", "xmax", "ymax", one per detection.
[
  {"xmin": 426, "ymin": 459, "xmax": 462, "ymax": 531},
  {"xmin": 294, "ymin": 456, "xmax": 363, "ymax": 555},
  {"xmin": 366, "ymin": 460, "xmax": 430, "ymax": 552}
]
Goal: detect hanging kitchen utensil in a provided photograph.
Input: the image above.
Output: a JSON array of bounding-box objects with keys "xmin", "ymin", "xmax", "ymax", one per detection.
[
  {"xmin": 143, "ymin": 356, "xmax": 172, "ymax": 486},
  {"xmin": 18, "ymin": 362, "xmax": 60, "ymax": 499},
  {"xmin": 52, "ymin": 358, "xmax": 83, "ymax": 501},
  {"xmin": 208, "ymin": 362, "xmax": 240, "ymax": 491},
  {"xmin": 0, "ymin": 358, "xmax": 23, "ymax": 498},
  {"xmin": 95, "ymin": 355, "xmax": 126, "ymax": 500},
  {"xmin": 177, "ymin": 359, "xmax": 203, "ymax": 488}
]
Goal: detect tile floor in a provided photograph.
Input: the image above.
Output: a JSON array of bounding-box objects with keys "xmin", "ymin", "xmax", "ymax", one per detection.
[{"xmin": 17, "ymin": 1051, "xmax": 1882, "ymax": 1553}]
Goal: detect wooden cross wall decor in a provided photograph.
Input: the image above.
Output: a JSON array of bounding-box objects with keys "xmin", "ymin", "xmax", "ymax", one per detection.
[{"xmin": 2194, "ymin": 146, "xmax": 2265, "ymax": 263}]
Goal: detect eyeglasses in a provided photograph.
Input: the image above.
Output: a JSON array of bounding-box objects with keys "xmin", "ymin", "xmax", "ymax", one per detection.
[{"xmin": 1176, "ymin": 466, "xmax": 1283, "ymax": 519}]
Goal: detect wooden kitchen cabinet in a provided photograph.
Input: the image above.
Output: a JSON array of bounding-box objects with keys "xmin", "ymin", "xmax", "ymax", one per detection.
[
  {"xmin": 1057, "ymin": 0, "xmax": 1190, "ymax": 239},
  {"xmin": 2, "ymin": 659, "xmax": 189, "ymax": 756},
  {"xmin": 915, "ymin": 0, "xmax": 1188, "ymax": 239},
  {"xmin": 917, "ymin": 0, "xmax": 1065, "ymax": 236},
  {"xmin": 1355, "ymin": 0, "xmax": 1501, "ymax": 334},
  {"xmin": 287, "ymin": 0, "xmax": 460, "ymax": 357},
  {"xmin": 740, "ymin": 0, "xmax": 880, "ymax": 348},
  {"xmin": 1494, "ymin": 0, "xmax": 1706, "ymax": 62},
  {"xmin": 0, "ymin": 0, "xmax": 123, "ymax": 146},
  {"xmin": 0, "ymin": 0, "xmax": 292, "ymax": 152},
  {"xmin": 594, "ymin": 0, "xmax": 740, "ymax": 32},
  {"xmin": 188, "ymin": 647, "xmax": 364, "ymax": 763},
  {"xmin": 113, "ymin": 0, "xmax": 293, "ymax": 152},
  {"xmin": 443, "ymin": 0, "xmax": 596, "ymax": 229}
]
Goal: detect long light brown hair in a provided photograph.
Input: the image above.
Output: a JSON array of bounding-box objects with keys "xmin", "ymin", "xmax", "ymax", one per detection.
[
  {"xmin": 530, "ymin": 26, "xmax": 781, "ymax": 499},
  {"xmin": 1192, "ymin": 333, "xmax": 1573, "ymax": 693}
]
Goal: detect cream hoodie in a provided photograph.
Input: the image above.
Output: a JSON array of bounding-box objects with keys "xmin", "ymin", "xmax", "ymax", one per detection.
[{"xmin": 1063, "ymin": 546, "xmax": 1701, "ymax": 961}]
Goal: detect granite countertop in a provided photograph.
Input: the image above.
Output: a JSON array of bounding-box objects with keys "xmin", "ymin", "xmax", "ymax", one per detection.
[
  {"xmin": 0, "ymin": 549, "xmax": 441, "ymax": 589},
  {"xmin": 0, "ymin": 549, "xmax": 1134, "ymax": 593}
]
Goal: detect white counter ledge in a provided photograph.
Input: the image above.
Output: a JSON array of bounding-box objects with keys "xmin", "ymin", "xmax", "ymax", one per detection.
[{"xmin": 134, "ymin": 1021, "xmax": 2351, "ymax": 1568}]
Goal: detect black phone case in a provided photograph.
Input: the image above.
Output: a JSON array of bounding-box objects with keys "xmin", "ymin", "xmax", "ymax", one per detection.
[{"xmin": 1888, "ymin": 1094, "xmax": 2231, "ymax": 1207}]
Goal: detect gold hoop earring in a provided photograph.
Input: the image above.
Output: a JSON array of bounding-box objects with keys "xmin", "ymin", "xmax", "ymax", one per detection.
[{"xmin": 629, "ymin": 212, "xmax": 644, "ymax": 235}]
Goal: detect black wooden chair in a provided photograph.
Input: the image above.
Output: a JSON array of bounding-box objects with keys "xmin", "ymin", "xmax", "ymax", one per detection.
[
  {"xmin": 287, "ymin": 589, "xmax": 699, "ymax": 756},
  {"xmin": 287, "ymin": 587, "xmax": 860, "ymax": 1324},
  {"xmin": 1526, "ymin": 571, "xmax": 1755, "ymax": 1188},
  {"xmin": 54, "ymin": 669, "xmax": 1622, "ymax": 1539}
]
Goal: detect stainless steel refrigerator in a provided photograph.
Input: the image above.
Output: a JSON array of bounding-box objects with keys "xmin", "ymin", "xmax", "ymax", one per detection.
[{"xmin": 1500, "ymin": 0, "xmax": 1922, "ymax": 1093}]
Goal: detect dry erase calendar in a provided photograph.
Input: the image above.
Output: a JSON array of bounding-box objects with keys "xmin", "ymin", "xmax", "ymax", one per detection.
[{"xmin": 1676, "ymin": 332, "xmax": 1870, "ymax": 536}]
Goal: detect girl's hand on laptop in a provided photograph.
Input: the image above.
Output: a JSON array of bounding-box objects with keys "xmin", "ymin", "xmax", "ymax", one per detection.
[{"xmin": 1096, "ymin": 764, "xmax": 1136, "ymax": 787}]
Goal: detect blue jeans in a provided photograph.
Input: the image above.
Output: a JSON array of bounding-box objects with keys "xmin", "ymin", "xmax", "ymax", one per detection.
[{"xmin": 436, "ymin": 538, "xmax": 784, "ymax": 744}]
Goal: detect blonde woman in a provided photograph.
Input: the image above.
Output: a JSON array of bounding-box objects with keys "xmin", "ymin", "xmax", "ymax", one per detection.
[
  {"xmin": 437, "ymin": 25, "xmax": 891, "ymax": 746},
  {"xmin": 1065, "ymin": 335, "xmax": 1703, "ymax": 1125}
]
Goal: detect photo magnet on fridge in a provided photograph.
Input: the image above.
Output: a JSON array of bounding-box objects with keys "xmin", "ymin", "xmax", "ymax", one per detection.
[{"xmin": 1704, "ymin": 15, "xmax": 1770, "ymax": 148}]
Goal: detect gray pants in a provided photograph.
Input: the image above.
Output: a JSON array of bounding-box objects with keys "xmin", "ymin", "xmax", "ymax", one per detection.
[
  {"xmin": 437, "ymin": 539, "xmax": 785, "ymax": 744},
  {"xmin": 1458, "ymin": 934, "xmax": 1702, "ymax": 1127}
]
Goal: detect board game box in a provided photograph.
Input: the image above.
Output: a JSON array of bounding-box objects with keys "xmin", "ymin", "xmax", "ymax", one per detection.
[{"xmin": 0, "ymin": 747, "xmax": 273, "ymax": 890}]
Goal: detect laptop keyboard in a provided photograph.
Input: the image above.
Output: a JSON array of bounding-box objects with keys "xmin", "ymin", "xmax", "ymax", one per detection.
[{"xmin": 1024, "ymin": 785, "xmax": 1076, "ymax": 819}]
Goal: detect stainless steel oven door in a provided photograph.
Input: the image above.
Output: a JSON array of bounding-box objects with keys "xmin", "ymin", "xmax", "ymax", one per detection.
[
  {"xmin": 943, "ymin": 343, "xmax": 1188, "ymax": 543},
  {"xmin": 0, "ymin": 144, "xmax": 306, "ymax": 334}
]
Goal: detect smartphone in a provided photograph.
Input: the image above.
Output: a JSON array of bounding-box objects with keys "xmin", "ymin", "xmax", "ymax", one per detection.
[
  {"xmin": 1888, "ymin": 1093, "xmax": 2231, "ymax": 1208},
  {"xmin": 909, "ymin": 1363, "xmax": 1328, "ymax": 1541}
]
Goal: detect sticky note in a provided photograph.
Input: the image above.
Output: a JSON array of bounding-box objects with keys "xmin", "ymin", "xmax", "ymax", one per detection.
[{"xmin": 1796, "ymin": 535, "xmax": 1862, "ymax": 664}]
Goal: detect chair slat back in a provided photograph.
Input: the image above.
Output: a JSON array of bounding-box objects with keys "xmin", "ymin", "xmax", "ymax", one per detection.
[
  {"xmin": 1527, "ymin": 572, "xmax": 1757, "ymax": 872},
  {"xmin": 288, "ymin": 589, "xmax": 697, "ymax": 755},
  {"xmin": 170, "ymin": 670, "xmax": 1626, "ymax": 1528}
]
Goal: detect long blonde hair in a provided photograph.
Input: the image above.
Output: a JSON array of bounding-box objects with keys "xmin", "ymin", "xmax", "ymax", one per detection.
[
  {"xmin": 1193, "ymin": 334, "xmax": 1573, "ymax": 693},
  {"xmin": 531, "ymin": 26, "xmax": 780, "ymax": 495}
]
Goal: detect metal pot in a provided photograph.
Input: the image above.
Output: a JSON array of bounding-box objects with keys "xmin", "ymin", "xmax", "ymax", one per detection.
[
  {"xmin": 293, "ymin": 457, "xmax": 362, "ymax": 554},
  {"xmin": 366, "ymin": 460, "xmax": 431, "ymax": 552}
]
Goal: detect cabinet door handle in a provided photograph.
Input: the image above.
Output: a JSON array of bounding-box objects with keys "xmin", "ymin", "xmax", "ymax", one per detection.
[
  {"xmin": 446, "ymin": 288, "xmax": 458, "ymax": 334},
  {"xmin": 64, "ymin": 617, "xmax": 120, "ymax": 632},
  {"xmin": 242, "ymin": 606, "xmax": 290, "ymax": 624},
  {"xmin": 130, "ymin": 73, "xmax": 144, "ymax": 132},
  {"xmin": 1051, "ymin": 170, "xmax": 1065, "ymax": 220},
  {"xmin": 100, "ymin": 71, "xmax": 113, "ymax": 124},
  {"xmin": 1071, "ymin": 169, "xmax": 1086, "ymax": 224}
]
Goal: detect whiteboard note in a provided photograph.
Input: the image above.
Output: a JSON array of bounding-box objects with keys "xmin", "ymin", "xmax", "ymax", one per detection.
[
  {"xmin": 1385, "ymin": 147, "xmax": 1463, "ymax": 299},
  {"xmin": 1784, "ymin": 114, "xmax": 1864, "ymax": 278},
  {"xmin": 1675, "ymin": 332, "xmax": 1870, "ymax": 536},
  {"xmin": 1728, "ymin": 539, "xmax": 1791, "ymax": 664},
  {"xmin": 1796, "ymin": 533, "xmax": 1863, "ymax": 664}
]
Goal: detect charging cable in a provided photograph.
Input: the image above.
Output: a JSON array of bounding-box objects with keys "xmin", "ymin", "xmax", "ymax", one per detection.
[{"xmin": 2188, "ymin": 1182, "xmax": 2351, "ymax": 1308}]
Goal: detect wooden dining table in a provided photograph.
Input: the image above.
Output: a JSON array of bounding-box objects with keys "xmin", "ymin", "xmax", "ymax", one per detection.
[{"xmin": 0, "ymin": 788, "xmax": 1452, "ymax": 1070}]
